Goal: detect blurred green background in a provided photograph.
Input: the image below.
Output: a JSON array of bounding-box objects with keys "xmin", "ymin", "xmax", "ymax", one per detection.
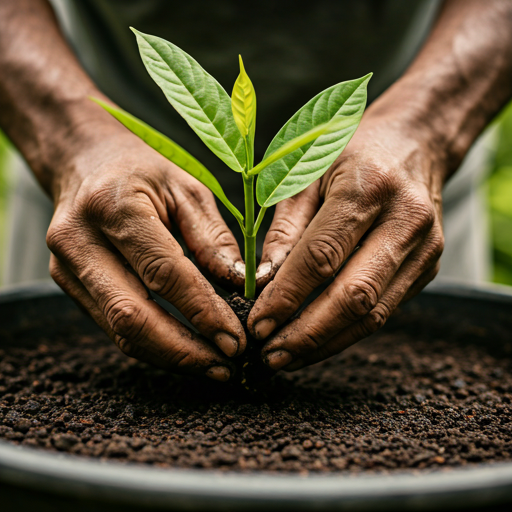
[
  {"xmin": 488, "ymin": 101, "xmax": 512, "ymax": 285},
  {"xmin": 0, "ymin": 101, "xmax": 511, "ymax": 286}
]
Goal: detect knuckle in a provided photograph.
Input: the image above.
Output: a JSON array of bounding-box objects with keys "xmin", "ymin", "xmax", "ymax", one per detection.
[
  {"xmin": 195, "ymin": 219, "xmax": 238, "ymax": 261},
  {"xmin": 299, "ymin": 323, "xmax": 330, "ymax": 353},
  {"xmin": 162, "ymin": 342, "xmax": 193, "ymax": 368},
  {"xmin": 114, "ymin": 336, "xmax": 143, "ymax": 359},
  {"xmin": 106, "ymin": 298, "xmax": 145, "ymax": 340},
  {"xmin": 49, "ymin": 258, "xmax": 66, "ymax": 286},
  {"xmin": 140, "ymin": 254, "xmax": 179, "ymax": 297},
  {"xmin": 360, "ymin": 303, "xmax": 390, "ymax": 336},
  {"xmin": 408, "ymin": 199, "xmax": 436, "ymax": 234},
  {"xmin": 83, "ymin": 184, "xmax": 118, "ymax": 223},
  {"xmin": 46, "ymin": 220, "xmax": 78, "ymax": 258},
  {"xmin": 179, "ymin": 178, "xmax": 212, "ymax": 208},
  {"xmin": 331, "ymin": 162, "xmax": 396, "ymax": 205},
  {"xmin": 270, "ymin": 281, "xmax": 304, "ymax": 314},
  {"xmin": 81, "ymin": 178, "xmax": 139, "ymax": 230},
  {"xmin": 265, "ymin": 218, "xmax": 297, "ymax": 247},
  {"xmin": 426, "ymin": 261, "xmax": 441, "ymax": 284},
  {"xmin": 340, "ymin": 280, "xmax": 379, "ymax": 320},
  {"xmin": 430, "ymin": 231, "xmax": 445, "ymax": 259},
  {"xmin": 300, "ymin": 331, "xmax": 322, "ymax": 353},
  {"xmin": 304, "ymin": 235, "xmax": 345, "ymax": 280}
]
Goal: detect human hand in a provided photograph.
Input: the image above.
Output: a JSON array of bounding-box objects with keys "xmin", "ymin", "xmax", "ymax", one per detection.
[
  {"xmin": 248, "ymin": 113, "xmax": 445, "ymax": 371},
  {"xmin": 46, "ymin": 119, "xmax": 246, "ymax": 381}
]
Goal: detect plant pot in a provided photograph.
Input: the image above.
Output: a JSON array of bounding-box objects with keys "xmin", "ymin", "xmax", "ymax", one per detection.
[{"xmin": 1, "ymin": 281, "xmax": 512, "ymax": 512}]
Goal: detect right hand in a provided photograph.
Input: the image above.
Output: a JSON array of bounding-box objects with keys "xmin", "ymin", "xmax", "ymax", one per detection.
[{"xmin": 46, "ymin": 114, "xmax": 246, "ymax": 382}]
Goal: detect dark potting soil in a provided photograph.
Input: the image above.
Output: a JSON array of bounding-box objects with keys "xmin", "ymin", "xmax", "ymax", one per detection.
[{"xmin": 1, "ymin": 297, "xmax": 512, "ymax": 474}]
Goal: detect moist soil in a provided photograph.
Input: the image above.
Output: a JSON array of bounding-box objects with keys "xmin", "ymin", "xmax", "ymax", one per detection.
[{"xmin": 1, "ymin": 297, "xmax": 512, "ymax": 474}]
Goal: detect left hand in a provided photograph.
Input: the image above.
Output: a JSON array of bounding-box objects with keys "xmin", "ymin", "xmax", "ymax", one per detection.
[{"xmin": 248, "ymin": 112, "xmax": 446, "ymax": 372}]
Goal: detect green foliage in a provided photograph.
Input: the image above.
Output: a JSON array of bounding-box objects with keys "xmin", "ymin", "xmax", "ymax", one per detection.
[
  {"xmin": 132, "ymin": 28, "xmax": 246, "ymax": 173},
  {"xmin": 90, "ymin": 98, "xmax": 244, "ymax": 228},
  {"xmin": 488, "ymin": 100, "xmax": 512, "ymax": 286},
  {"xmin": 0, "ymin": 129, "xmax": 12, "ymax": 284},
  {"xmin": 231, "ymin": 55, "xmax": 256, "ymax": 169},
  {"xmin": 95, "ymin": 28, "xmax": 371, "ymax": 297},
  {"xmin": 255, "ymin": 75, "xmax": 370, "ymax": 207}
]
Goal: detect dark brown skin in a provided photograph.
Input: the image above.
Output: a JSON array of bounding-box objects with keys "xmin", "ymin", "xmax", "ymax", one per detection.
[
  {"xmin": 1, "ymin": 0, "xmax": 511, "ymax": 378},
  {"xmin": 249, "ymin": 0, "xmax": 512, "ymax": 371},
  {"xmin": 0, "ymin": 0, "xmax": 248, "ymax": 381}
]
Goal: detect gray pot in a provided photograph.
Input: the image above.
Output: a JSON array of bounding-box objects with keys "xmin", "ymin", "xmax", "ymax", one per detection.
[{"xmin": 1, "ymin": 281, "xmax": 512, "ymax": 512}]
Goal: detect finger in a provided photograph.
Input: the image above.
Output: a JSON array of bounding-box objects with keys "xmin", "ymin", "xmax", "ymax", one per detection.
[
  {"xmin": 255, "ymin": 182, "xmax": 320, "ymax": 288},
  {"xmin": 402, "ymin": 262, "xmax": 441, "ymax": 303},
  {"xmin": 259, "ymin": 215, "xmax": 442, "ymax": 370},
  {"xmin": 49, "ymin": 254, "xmax": 113, "ymax": 334},
  {"xmin": 171, "ymin": 174, "xmax": 245, "ymax": 289},
  {"xmin": 272, "ymin": 234, "xmax": 442, "ymax": 372},
  {"xmin": 47, "ymin": 239, "xmax": 235, "ymax": 381},
  {"xmin": 248, "ymin": 192, "xmax": 381, "ymax": 340},
  {"xmin": 92, "ymin": 194, "xmax": 246, "ymax": 357},
  {"xmin": 282, "ymin": 260, "xmax": 442, "ymax": 372}
]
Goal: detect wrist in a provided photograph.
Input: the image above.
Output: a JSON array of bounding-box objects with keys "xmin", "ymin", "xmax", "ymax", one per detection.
[{"xmin": 27, "ymin": 95, "xmax": 131, "ymax": 201}]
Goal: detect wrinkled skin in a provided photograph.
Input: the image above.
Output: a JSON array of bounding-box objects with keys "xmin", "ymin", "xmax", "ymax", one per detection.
[
  {"xmin": 1, "ymin": 0, "xmax": 511, "ymax": 380},
  {"xmin": 45, "ymin": 128, "xmax": 248, "ymax": 381},
  {"xmin": 248, "ymin": 0, "xmax": 512, "ymax": 372},
  {"xmin": 249, "ymin": 114, "xmax": 445, "ymax": 371}
]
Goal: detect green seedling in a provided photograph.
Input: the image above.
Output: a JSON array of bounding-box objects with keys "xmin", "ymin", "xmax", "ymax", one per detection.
[{"xmin": 92, "ymin": 28, "xmax": 371, "ymax": 299}]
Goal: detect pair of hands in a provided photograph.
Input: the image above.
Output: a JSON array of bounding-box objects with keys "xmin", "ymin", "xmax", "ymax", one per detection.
[{"xmin": 46, "ymin": 106, "xmax": 445, "ymax": 381}]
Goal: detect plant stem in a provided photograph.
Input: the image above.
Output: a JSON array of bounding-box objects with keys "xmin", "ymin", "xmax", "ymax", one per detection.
[{"xmin": 243, "ymin": 173, "xmax": 256, "ymax": 298}]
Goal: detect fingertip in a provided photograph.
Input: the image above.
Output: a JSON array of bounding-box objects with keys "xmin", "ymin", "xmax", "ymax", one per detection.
[
  {"xmin": 252, "ymin": 318, "xmax": 277, "ymax": 340},
  {"xmin": 264, "ymin": 349, "xmax": 293, "ymax": 370},
  {"xmin": 205, "ymin": 365, "xmax": 231, "ymax": 382},
  {"xmin": 214, "ymin": 332, "xmax": 239, "ymax": 357}
]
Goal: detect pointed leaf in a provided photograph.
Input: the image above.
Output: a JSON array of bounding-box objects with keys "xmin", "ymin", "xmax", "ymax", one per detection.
[
  {"xmin": 231, "ymin": 55, "xmax": 256, "ymax": 147},
  {"xmin": 256, "ymin": 74, "xmax": 372, "ymax": 207},
  {"xmin": 131, "ymin": 28, "xmax": 246, "ymax": 172},
  {"xmin": 249, "ymin": 117, "xmax": 354, "ymax": 176},
  {"xmin": 91, "ymin": 98, "xmax": 244, "ymax": 226}
]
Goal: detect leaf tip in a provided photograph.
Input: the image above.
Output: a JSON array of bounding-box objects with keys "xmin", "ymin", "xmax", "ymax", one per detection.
[
  {"xmin": 89, "ymin": 96, "xmax": 103, "ymax": 107},
  {"xmin": 238, "ymin": 54, "xmax": 245, "ymax": 74}
]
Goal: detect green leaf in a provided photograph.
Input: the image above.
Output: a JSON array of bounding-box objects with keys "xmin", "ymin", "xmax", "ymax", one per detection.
[
  {"xmin": 231, "ymin": 55, "xmax": 256, "ymax": 167},
  {"xmin": 256, "ymin": 73, "xmax": 372, "ymax": 207},
  {"xmin": 90, "ymin": 98, "xmax": 244, "ymax": 227},
  {"xmin": 249, "ymin": 117, "xmax": 354, "ymax": 176},
  {"xmin": 131, "ymin": 28, "xmax": 246, "ymax": 173}
]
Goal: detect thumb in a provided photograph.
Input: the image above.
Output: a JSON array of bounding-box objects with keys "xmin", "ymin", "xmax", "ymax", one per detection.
[
  {"xmin": 256, "ymin": 182, "xmax": 320, "ymax": 289},
  {"xmin": 171, "ymin": 179, "xmax": 245, "ymax": 290}
]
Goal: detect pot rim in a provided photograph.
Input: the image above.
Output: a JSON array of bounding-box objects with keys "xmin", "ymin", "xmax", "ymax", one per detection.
[{"xmin": 1, "ymin": 280, "xmax": 512, "ymax": 510}]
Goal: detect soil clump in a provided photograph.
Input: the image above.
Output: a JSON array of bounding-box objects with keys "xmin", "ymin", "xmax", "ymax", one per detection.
[{"xmin": 1, "ymin": 318, "xmax": 512, "ymax": 473}]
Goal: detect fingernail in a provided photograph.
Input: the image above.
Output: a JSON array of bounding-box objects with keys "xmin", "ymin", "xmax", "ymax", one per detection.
[
  {"xmin": 256, "ymin": 262, "xmax": 272, "ymax": 280},
  {"xmin": 206, "ymin": 366, "xmax": 231, "ymax": 382},
  {"xmin": 253, "ymin": 318, "xmax": 276, "ymax": 340},
  {"xmin": 214, "ymin": 332, "xmax": 239, "ymax": 357},
  {"xmin": 283, "ymin": 359, "xmax": 304, "ymax": 372},
  {"xmin": 234, "ymin": 261, "xmax": 246, "ymax": 277},
  {"xmin": 265, "ymin": 350, "xmax": 293, "ymax": 370}
]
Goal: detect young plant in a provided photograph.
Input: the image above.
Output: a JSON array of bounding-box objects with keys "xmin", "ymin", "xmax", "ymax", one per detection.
[{"xmin": 92, "ymin": 28, "xmax": 371, "ymax": 299}]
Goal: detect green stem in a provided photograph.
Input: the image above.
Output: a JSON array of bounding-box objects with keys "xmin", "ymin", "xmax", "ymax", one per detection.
[
  {"xmin": 254, "ymin": 206, "xmax": 267, "ymax": 234},
  {"xmin": 243, "ymin": 173, "xmax": 256, "ymax": 298}
]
